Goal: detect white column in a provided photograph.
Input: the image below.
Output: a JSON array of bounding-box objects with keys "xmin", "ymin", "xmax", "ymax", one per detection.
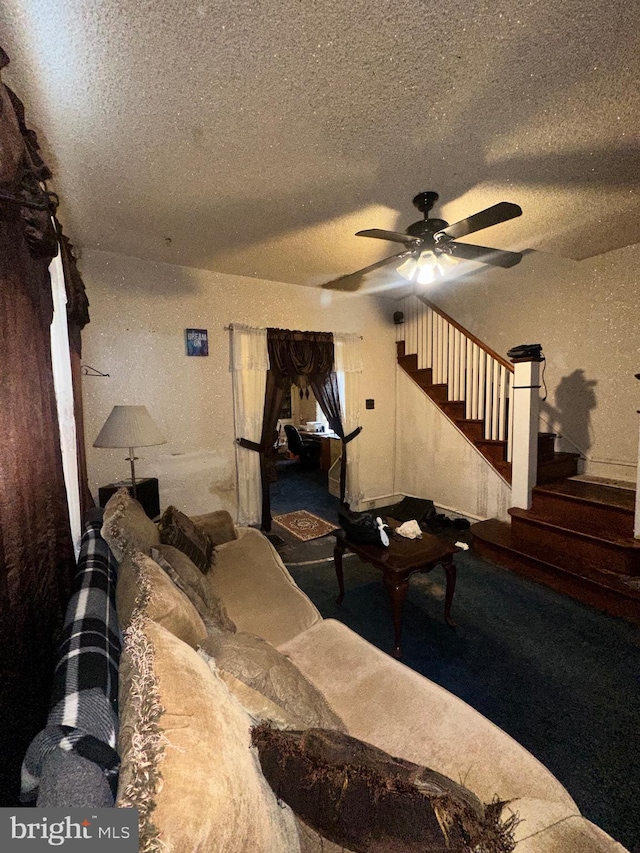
[{"xmin": 510, "ymin": 358, "xmax": 542, "ymax": 510}]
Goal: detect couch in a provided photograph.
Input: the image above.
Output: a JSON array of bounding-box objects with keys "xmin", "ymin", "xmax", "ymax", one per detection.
[{"xmin": 22, "ymin": 489, "xmax": 628, "ymax": 852}]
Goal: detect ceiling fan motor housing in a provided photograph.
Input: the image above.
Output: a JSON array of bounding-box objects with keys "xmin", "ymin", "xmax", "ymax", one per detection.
[{"xmin": 406, "ymin": 218, "xmax": 449, "ymax": 244}]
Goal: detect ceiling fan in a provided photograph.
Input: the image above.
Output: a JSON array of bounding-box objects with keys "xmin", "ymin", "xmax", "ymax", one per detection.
[{"xmin": 321, "ymin": 191, "xmax": 523, "ymax": 291}]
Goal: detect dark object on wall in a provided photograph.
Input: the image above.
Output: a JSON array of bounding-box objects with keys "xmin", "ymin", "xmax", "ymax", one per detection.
[
  {"xmin": 283, "ymin": 425, "xmax": 321, "ymax": 469},
  {"xmin": 393, "ymin": 311, "xmax": 404, "ymax": 325},
  {"xmin": 99, "ymin": 478, "xmax": 160, "ymax": 520},
  {"xmin": 365, "ymin": 399, "xmax": 374, "ymax": 409},
  {"xmin": 185, "ymin": 328, "xmax": 209, "ymax": 356}
]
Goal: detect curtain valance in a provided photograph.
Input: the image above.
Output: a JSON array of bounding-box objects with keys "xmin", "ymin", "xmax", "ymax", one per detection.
[{"xmin": 267, "ymin": 328, "xmax": 334, "ymax": 394}]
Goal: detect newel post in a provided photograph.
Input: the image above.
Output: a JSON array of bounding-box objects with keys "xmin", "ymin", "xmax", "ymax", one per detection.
[
  {"xmin": 510, "ymin": 349, "xmax": 545, "ymax": 510},
  {"xmin": 635, "ymin": 373, "xmax": 640, "ymax": 539}
]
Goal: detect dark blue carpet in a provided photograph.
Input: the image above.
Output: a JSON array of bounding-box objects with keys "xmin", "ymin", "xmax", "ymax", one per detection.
[{"xmin": 270, "ymin": 465, "xmax": 640, "ymax": 851}]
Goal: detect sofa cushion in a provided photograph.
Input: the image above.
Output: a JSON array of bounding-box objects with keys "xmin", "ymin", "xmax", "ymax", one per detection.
[
  {"xmin": 198, "ymin": 631, "xmax": 346, "ymax": 732},
  {"xmin": 116, "ymin": 551, "xmax": 207, "ymax": 649},
  {"xmin": 211, "ymin": 668, "xmax": 302, "ymax": 729},
  {"xmin": 157, "ymin": 505, "xmax": 214, "ymax": 573},
  {"xmin": 152, "ymin": 545, "xmax": 236, "ymax": 633},
  {"xmin": 251, "ymin": 725, "xmax": 518, "ymax": 853},
  {"xmin": 189, "ymin": 509, "xmax": 238, "ymax": 546},
  {"xmin": 101, "ymin": 487, "xmax": 160, "ymax": 561},
  {"xmin": 116, "ymin": 617, "xmax": 301, "ymax": 852},
  {"xmin": 278, "ymin": 620, "xmax": 580, "ymax": 812},
  {"xmin": 206, "ymin": 527, "xmax": 322, "ymax": 646}
]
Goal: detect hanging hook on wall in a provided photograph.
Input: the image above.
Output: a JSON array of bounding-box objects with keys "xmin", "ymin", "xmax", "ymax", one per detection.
[{"xmin": 81, "ymin": 364, "xmax": 110, "ymax": 377}]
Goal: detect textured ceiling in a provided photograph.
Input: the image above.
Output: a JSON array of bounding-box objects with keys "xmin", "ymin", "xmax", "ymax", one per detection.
[{"xmin": 1, "ymin": 0, "xmax": 638, "ymax": 290}]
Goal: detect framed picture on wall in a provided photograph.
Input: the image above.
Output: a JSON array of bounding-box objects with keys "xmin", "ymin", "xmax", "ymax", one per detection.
[{"xmin": 185, "ymin": 328, "xmax": 209, "ymax": 356}]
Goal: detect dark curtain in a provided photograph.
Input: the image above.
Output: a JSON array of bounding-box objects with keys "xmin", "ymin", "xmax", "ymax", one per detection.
[
  {"xmin": 238, "ymin": 328, "xmax": 361, "ymax": 530},
  {"xmin": 56, "ymin": 223, "xmax": 94, "ymax": 517},
  {"xmin": 310, "ymin": 371, "xmax": 362, "ymax": 505},
  {"xmin": 0, "ymin": 52, "xmax": 76, "ymax": 804}
]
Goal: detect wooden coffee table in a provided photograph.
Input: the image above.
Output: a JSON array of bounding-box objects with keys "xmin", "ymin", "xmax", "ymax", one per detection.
[{"xmin": 333, "ymin": 522, "xmax": 459, "ymax": 659}]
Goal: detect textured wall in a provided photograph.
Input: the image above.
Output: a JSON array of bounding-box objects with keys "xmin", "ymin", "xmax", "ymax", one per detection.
[
  {"xmin": 426, "ymin": 243, "xmax": 640, "ymax": 481},
  {"xmin": 80, "ymin": 250, "xmax": 399, "ymax": 516},
  {"xmin": 396, "ymin": 372, "xmax": 512, "ymax": 523}
]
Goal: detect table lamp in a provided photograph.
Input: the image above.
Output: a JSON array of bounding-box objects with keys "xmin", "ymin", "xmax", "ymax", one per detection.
[{"xmin": 93, "ymin": 405, "xmax": 165, "ymax": 498}]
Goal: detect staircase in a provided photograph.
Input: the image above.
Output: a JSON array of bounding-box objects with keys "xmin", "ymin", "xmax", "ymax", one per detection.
[
  {"xmin": 395, "ymin": 294, "xmax": 579, "ymax": 484},
  {"xmin": 395, "ymin": 294, "xmax": 640, "ymax": 624},
  {"xmin": 471, "ymin": 478, "xmax": 640, "ymax": 624}
]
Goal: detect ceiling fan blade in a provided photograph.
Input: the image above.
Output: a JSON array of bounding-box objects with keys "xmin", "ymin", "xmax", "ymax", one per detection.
[
  {"xmin": 443, "ymin": 241, "xmax": 523, "ymax": 268},
  {"xmin": 356, "ymin": 228, "xmax": 421, "ymax": 246},
  {"xmin": 320, "ymin": 250, "xmax": 414, "ymax": 291},
  {"xmin": 435, "ymin": 202, "xmax": 522, "ymax": 241}
]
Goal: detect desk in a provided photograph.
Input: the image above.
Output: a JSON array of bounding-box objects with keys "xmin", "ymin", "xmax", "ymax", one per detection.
[
  {"xmin": 333, "ymin": 520, "xmax": 458, "ymax": 659},
  {"xmin": 298, "ymin": 430, "xmax": 341, "ymax": 472}
]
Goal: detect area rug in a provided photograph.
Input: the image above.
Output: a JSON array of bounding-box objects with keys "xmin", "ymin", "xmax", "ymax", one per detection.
[{"xmin": 273, "ymin": 510, "xmax": 338, "ymax": 542}]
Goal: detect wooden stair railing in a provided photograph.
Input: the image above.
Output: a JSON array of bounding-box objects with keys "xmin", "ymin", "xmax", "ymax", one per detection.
[{"xmin": 395, "ymin": 294, "xmax": 579, "ymax": 484}]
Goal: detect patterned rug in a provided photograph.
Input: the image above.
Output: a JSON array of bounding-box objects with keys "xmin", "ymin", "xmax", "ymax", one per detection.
[{"xmin": 273, "ymin": 510, "xmax": 338, "ymax": 542}]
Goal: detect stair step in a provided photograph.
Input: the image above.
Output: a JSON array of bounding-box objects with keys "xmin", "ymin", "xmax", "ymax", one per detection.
[
  {"xmin": 441, "ymin": 400, "xmax": 466, "ymax": 420},
  {"xmin": 398, "ymin": 353, "xmax": 418, "ymax": 372},
  {"xmin": 470, "ymin": 518, "xmax": 640, "ymax": 625},
  {"xmin": 537, "ymin": 432, "xmax": 556, "ymax": 463},
  {"xmin": 475, "ymin": 438, "xmax": 508, "ymax": 465},
  {"xmin": 531, "ymin": 478, "xmax": 635, "ymax": 539},
  {"xmin": 413, "ymin": 368, "xmax": 434, "ymax": 388},
  {"xmin": 423, "ymin": 383, "xmax": 449, "ymax": 404},
  {"xmin": 536, "ymin": 452, "xmax": 580, "ymax": 484},
  {"xmin": 457, "ymin": 419, "xmax": 485, "ymax": 441},
  {"xmin": 508, "ymin": 507, "xmax": 640, "ymax": 576}
]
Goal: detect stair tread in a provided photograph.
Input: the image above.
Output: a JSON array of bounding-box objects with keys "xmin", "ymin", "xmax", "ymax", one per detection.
[
  {"xmin": 534, "ymin": 477, "xmax": 635, "ymax": 511},
  {"xmin": 508, "ymin": 506, "xmax": 640, "ymax": 549},
  {"xmin": 471, "ymin": 519, "xmax": 640, "ymax": 599}
]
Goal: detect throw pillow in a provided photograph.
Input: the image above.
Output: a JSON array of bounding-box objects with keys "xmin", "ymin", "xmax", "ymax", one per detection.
[
  {"xmin": 101, "ymin": 487, "xmax": 161, "ymax": 561},
  {"xmin": 157, "ymin": 505, "xmax": 214, "ymax": 574},
  {"xmin": 151, "ymin": 546, "xmax": 236, "ymax": 634},
  {"xmin": 198, "ymin": 631, "xmax": 347, "ymax": 732},
  {"xmin": 251, "ymin": 725, "xmax": 518, "ymax": 853},
  {"xmin": 116, "ymin": 617, "xmax": 301, "ymax": 853},
  {"xmin": 189, "ymin": 509, "xmax": 238, "ymax": 546},
  {"xmin": 116, "ymin": 551, "xmax": 207, "ymax": 649}
]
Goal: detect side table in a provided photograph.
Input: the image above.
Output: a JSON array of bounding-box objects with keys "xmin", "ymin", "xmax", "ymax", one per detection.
[
  {"xmin": 333, "ymin": 523, "xmax": 458, "ymax": 659},
  {"xmin": 98, "ymin": 477, "xmax": 160, "ymax": 520}
]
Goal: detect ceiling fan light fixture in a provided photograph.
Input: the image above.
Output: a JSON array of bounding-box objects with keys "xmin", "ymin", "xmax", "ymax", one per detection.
[{"xmin": 397, "ymin": 250, "xmax": 458, "ymax": 286}]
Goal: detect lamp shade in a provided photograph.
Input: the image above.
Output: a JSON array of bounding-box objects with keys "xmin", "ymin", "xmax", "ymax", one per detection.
[{"xmin": 93, "ymin": 406, "xmax": 166, "ymax": 449}]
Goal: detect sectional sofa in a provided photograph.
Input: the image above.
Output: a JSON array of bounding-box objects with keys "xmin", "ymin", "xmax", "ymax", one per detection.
[{"xmin": 21, "ymin": 489, "xmax": 628, "ymax": 852}]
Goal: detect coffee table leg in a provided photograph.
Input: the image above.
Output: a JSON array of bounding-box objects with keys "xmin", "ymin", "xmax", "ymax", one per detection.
[
  {"xmin": 334, "ymin": 539, "xmax": 346, "ymax": 605},
  {"xmin": 383, "ymin": 575, "xmax": 409, "ymax": 659},
  {"xmin": 443, "ymin": 556, "xmax": 457, "ymax": 628}
]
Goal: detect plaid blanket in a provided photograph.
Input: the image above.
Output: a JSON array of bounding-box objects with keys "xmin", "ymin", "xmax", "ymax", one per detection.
[{"xmin": 21, "ymin": 513, "xmax": 122, "ymax": 803}]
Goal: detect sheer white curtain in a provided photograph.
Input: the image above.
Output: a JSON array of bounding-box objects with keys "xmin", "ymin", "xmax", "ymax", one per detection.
[
  {"xmin": 334, "ymin": 333, "xmax": 363, "ymax": 509},
  {"xmin": 230, "ymin": 325, "xmax": 269, "ymax": 525},
  {"xmin": 49, "ymin": 246, "xmax": 81, "ymax": 554}
]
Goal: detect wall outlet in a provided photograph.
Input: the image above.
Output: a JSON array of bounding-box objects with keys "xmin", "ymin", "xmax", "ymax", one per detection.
[{"xmin": 367, "ymin": 500, "xmax": 376, "ymax": 509}]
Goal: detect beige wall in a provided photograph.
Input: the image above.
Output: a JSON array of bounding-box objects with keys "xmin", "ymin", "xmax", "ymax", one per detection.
[
  {"xmin": 396, "ymin": 372, "xmax": 512, "ymax": 522},
  {"xmin": 424, "ymin": 244, "xmax": 640, "ymax": 482},
  {"xmin": 80, "ymin": 250, "xmax": 399, "ymax": 516},
  {"xmin": 392, "ymin": 242, "xmax": 639, "ymax": 522}
]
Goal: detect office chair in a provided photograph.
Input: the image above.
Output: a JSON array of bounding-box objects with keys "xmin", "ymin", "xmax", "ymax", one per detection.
[{"xmin": 283, "ymin": 424, "xmax": 321, "ymax": 469}]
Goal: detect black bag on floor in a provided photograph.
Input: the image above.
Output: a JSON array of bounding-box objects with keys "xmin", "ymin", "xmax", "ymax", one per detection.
[{"xmin": 338, "ymin": 509, "xmax": 389, "ymax": 548}]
